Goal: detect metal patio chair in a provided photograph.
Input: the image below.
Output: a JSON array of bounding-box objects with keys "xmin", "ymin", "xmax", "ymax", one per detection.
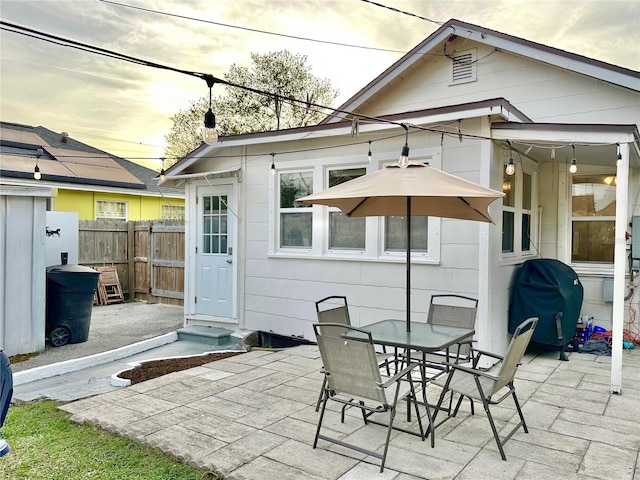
[
  {"xmin": 313, "ymin": 323, "xmax": 426, "ymax": 473},
  {"xmin": 314, "ymin": 296, "xmax": 393, "ymax": 411},
  {"xmin": 431, "ymin": 317, "xmax": 538, "ymax": 460}
]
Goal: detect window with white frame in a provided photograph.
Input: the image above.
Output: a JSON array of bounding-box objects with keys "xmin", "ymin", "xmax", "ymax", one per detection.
[
  {"xmin": 272, "ymin": 147, "xmax": 442, "ymax": 263},
  {"xmin": 571, "ymin": 173, "xmax": 616, "ymax": 263},
  {"xmin": 328, "ymin": 167, "xmax": 366, "ymax": 250},
  {"xmin": 279, "ymin": 170, "xmax": 313, "ymax": 248},
  {"xmin": 162, "ymin": 204, "xmax": 185, "ymax": 219},
  {"xmin": 96, "ymin": 200, "xmax": 127, "ymax": 220},
  {"xmin": 502, "ymin": 167, "xmax": 536, "ymax": 257}
]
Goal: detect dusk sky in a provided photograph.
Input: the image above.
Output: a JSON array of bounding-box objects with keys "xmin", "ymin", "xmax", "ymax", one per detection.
[{"xmin": 1, "ymin": 0, "xmax": 638, "ymax": 170}]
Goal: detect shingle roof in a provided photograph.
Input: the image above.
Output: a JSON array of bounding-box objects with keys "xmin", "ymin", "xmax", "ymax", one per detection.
[{"xmin": 0, "ymin": 121, "xmax": 183, "ymax": 197}]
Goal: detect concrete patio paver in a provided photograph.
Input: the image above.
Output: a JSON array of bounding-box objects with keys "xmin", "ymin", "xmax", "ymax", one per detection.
[{"xmin": 58, "ymin": 346, "xmax": 640, "ymax": 480}]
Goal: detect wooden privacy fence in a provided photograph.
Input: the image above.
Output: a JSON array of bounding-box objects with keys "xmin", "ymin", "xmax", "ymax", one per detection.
[{"xmin": 78, "ymin": 219, "xmax": 185, "ymax": 305}]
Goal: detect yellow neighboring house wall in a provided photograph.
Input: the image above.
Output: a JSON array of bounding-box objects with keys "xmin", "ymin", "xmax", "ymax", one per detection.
[{"xmin": 53, "ymin": 189, "xmax": 184, "ymax": 221}]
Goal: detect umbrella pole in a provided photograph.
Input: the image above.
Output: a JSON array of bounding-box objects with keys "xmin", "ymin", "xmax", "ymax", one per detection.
[{"xmin": 406, "ymin": 197, "xmax": 411, "ymax": 333}]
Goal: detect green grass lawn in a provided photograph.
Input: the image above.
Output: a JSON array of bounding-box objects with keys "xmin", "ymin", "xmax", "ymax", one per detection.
[{"xmin": 0, "ymin": 400, "xmax": 218, "ymax": 479}]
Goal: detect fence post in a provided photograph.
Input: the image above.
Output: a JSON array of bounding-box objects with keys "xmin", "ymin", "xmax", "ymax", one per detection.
[{"xmin": 127, "ymin": 221, "xmax": 135, "ymax": 301}]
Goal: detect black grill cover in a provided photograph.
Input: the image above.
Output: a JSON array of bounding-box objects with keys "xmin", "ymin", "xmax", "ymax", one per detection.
[{"xmin": 509, "ymin": 259, "xmax": 583, "ymax": 349}]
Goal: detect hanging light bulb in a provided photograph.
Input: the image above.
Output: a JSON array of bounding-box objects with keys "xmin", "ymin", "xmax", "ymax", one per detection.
[
  {"xmin": 550, "ymin": 146, "xmax": 556, "ymax": 159},
  {"xmin": 505, "ymin": 157, "xmax": 515, "ymax": 176},
  {"xmin": 203, "ymin": 74, "xmax": 218, "ymax": 145},
  {"xmin": 33, "ymin": 148, "xmax": 43, "ymax": 180},
  {"xmin": 159, "ymin": 158, "xmax": 166, "ymax": 182},
  {"xmin": 616, "ymin": 143, "xmax": 622, "ymax": 167},
  {"xmin": 270, "ymin": 153, "xmax": 276, "ymax": 176},
  {"xmin": 569, "ymin": 145, "xmax": 578, "ymax": 174},
  {"xmin": 367, "ymin": 140, "xmax": 372, "ymax": 162},
  {"xmin": 398, "ymin": 125, "xmax": 409, "ymax": 167},
  {"xmin": 505, "ymin": 140, "xmax": 515, "ymax": 176}
]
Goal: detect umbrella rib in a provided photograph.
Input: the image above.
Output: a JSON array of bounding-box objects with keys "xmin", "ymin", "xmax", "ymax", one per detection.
[
  {"xmin": 344, "ymin": 198, "xmax": 368, "ymax": 217},
  {"xmin": 457, "ymin": 197, "xmax": 493, "ymax": 222}
]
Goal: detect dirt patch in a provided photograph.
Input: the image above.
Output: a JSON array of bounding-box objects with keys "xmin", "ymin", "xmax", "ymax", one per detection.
[
  {"xmin": 117, "ymin": 351, "xmax": 243, "ymax": 384},
  {"xmin": 8, "ymin": 352, "xmax": 39, "ymax": 364}
]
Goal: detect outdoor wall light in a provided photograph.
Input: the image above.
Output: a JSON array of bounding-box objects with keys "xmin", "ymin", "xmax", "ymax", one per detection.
[
  {"xmin": 505, "ymin": 140, "xmax": 515, "ymax": 176},
  {"xmin": 367, "ymin": 140, "xmax": 372, "ymax": 162},
  {"xmin": 203, "ymin": 74, "xmax": 218, "ymax": 145},
  {"xmin": 270, "ymin": 153, "xmax": 276, "ymax": 176},
  {"xmin": 33, "ymin": 147, "xmax": 43, "ymax": 180},
  {"xmin": 569, "ymin": 145, "xmax": 578, "ymax": 174}
]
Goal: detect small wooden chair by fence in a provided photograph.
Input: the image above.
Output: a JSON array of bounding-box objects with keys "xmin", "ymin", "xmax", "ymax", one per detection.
[{"xmin": 95, "ymin": 266, "xmax": 124, "ymax": 305}]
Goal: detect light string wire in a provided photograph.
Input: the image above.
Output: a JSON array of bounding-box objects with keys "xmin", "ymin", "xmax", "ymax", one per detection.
[{"xmin": 1, "ymin": 21, "xmax": 633, "ymax": 166}]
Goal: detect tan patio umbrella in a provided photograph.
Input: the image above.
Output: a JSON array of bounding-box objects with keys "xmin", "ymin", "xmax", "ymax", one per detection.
[{"xmin": 296, "ymin": 161, "xmax": 504, "ymax": 331}]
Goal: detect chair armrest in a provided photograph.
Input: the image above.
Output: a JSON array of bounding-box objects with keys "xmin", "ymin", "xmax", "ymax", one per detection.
[
  {"xmin": 442, "ymin": 362, "xmax": 499, "ymax": 381},
  {"xmin": 380, "ymin": 362, "xmax": 421, "ymax": 387},
  {"xmin": 470, "ymin": 348, "xmax": 504, "ymax": 361}
]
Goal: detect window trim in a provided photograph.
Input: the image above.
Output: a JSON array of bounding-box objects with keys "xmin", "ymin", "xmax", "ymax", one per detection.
[
  {"xmin": 276, "ymin": 168, "xmax": 314, "ymax": 252},
  {"xmin": 500, "ymin": 160, "xmax": 538, "ymax": 264},
  {"xmin": 162, "ymin": 204, "xmax": 185, "ymax": 220},
  {"xmin": 95, "ymin": 199, "xmax": 127, "ymax": 220},
  {"xmin": 270, "ymin": 147, "xmax": 443, "ymax": 265},
  {"xmin": 569, "ymin": 170, "xmax": 617, "ymax": 267}
]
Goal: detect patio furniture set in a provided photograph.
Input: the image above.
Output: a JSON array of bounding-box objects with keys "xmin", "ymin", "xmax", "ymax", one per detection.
[{"xmin": 312, "ymin": 295, "xmax": 538, "ymax": 472}]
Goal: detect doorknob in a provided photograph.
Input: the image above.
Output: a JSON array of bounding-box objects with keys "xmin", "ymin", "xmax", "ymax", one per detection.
[{"xmin": 226, "ymin": 259, "xmax": 232, "ymax": 264}]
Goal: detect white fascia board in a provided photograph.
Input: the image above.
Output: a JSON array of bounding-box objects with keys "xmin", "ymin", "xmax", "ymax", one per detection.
[
  {"xmin": 0, "ymin": 184, "xmax": 51, "ymax": 197},
  {"xmin": 0, "ymin": 178, "xmax": 183, "ymax": 198},
  {"xmin": 476, "ymin": 31, "xmax": 639, "ymax": 91},
  {"xmin": 492, "ymin": 128, "xmax": 637, "ymax": 144}
]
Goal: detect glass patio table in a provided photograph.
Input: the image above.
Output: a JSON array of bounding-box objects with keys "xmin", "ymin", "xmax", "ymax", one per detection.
[{"xmin": 345, "ymin": 319, "xmax": 475, "ymax": 425}]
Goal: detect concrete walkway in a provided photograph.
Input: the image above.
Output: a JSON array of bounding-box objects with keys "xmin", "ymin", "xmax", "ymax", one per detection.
[{"xmin": 59, "ymin": 345, "xmax": 640, "ymax": 480}]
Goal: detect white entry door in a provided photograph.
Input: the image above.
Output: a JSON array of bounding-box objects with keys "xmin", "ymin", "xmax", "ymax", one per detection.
[{"xmin": 196, "ymin": 185, "xmax": 235, "ymax": 319}]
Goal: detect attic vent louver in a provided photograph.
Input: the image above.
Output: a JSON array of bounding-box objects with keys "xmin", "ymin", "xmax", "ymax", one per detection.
[{"xmin": 450, "ymin": 48, "xmax": 476, "ymax": 85}]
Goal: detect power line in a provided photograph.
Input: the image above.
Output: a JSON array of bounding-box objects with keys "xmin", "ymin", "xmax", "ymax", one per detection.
[
  {"xmin": 360, "ymin": 0, "xmax": 444, "ymax": 25},
  {"xmin": 99, "ymin": 0, "xmax": 408, "ymax": 54}
]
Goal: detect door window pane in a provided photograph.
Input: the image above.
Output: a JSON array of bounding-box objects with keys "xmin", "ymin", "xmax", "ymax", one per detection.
[{"xmin": 202, "ymin": 195, "xmax": 228, "ymax": 254}]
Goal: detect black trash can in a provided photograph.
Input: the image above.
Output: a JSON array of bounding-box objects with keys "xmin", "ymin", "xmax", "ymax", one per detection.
[{"xmin": 46, "ymin": 264, "xmax": 100, "ymax": 347}]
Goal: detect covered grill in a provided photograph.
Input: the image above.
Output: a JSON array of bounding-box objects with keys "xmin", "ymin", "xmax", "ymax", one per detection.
[{"xmin": 509, "ymin": 258, "xmax": 584, "ymax": 360}]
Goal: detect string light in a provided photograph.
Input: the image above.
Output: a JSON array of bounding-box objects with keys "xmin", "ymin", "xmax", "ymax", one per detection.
[
  {"xmin": 270, "ymin": 153, "xmax": 276, "ymax": 176},
  {"xmin": 33, "ymin": 148, "xmax": 43, "ymax": 180},
  {"xmin": 616, "ymin": 143, "xmax": 622, "ymax": 167},
  {"xmin": 569, "ymin": 144, "xmax": 578, "ymax": 174},
  {"xmin": 505, "ymin": 140, "xmax": 515, "ymax": 176},
  {"xmin": 203, "ymin": 74, "xmax": 218, "ymax": 145},
  {"xmin": 367, "ymin": 140, "xmax": 372, "ymax": 162},
  {"xmin": 159, "ymin": 157, "xmax": 166, "ymax": 182},
  {"xmin": 399, "ymin": 125, "xmax": 410, "ymax": 167}
]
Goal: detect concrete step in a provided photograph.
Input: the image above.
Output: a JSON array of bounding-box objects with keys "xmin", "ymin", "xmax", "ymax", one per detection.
[{"xmin": 177, "ymin": 326, "xmax": 237, "ymax": 346}]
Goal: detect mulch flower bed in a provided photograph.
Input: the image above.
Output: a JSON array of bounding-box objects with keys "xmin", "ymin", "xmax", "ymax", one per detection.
[{"xmin": 117, "ymin": 351, "xmax": 244, "ymax": 384}]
